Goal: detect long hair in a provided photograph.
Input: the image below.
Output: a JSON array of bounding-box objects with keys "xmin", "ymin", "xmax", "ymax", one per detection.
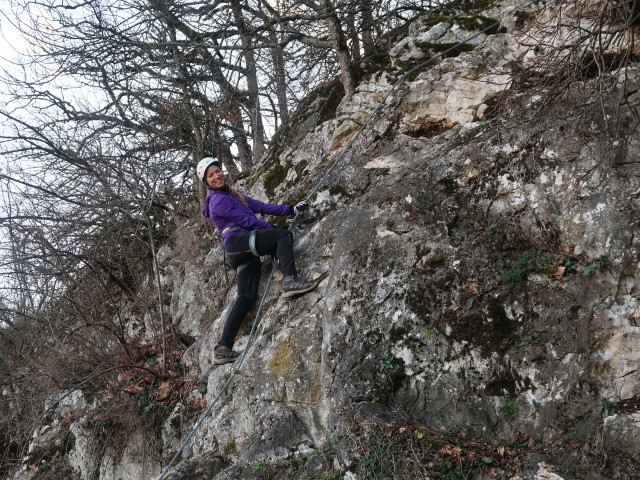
[{"xmin": 229, "ymin": 186, "xmax": 248, "ymax": 207}]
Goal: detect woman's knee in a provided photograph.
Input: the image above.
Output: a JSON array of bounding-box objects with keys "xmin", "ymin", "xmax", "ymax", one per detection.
[
  {"xmin": 278, "ymin": 229, "xmax": 293, "ymax": 244},
  {"xmin": 242, "ymin": 294, "xmax": 260, "ymax": 309},
  {"xmin": 235, "ymin": 293, "xmax": 257, "ymax": 311}
]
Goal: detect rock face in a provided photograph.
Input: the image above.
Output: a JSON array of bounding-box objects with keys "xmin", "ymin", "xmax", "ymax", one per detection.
[{"xmin": 18, "ymin": 1, "xmax": 640, "ymax": 479}]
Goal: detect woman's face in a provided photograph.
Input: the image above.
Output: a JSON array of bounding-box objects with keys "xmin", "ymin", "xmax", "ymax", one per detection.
[{"xmin": 206, "ymin": 165, "xmax": 225, "ymax": 189}]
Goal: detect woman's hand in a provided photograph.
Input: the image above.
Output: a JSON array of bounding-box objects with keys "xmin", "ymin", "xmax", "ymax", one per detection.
[{"xmin": 293, "ymin": 201, "xmax": 308, "ymax": 215}]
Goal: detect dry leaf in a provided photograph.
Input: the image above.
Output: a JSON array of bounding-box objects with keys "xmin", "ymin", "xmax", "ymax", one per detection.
[
  {"xmin": 156, "ymin": 381, "xmax": 173, "ymax": 400},
  {"xmin": 99, "ymin": 392, "xmax": 114, "ymax": 402},
  {"xmin": 439, "ymin": 445, "xmax": 453, "ymax": 455},
  {"xmin": 469, "ymin": 282, "xmax": 481, "ymax": 294},
  {"xmin": 190, "ymin": 397, "xmax": 207, "ymax": 409},
  {"xmin": 117, "ymin": 371, "xmax": 135, "ymax": 383},
  {"xmin": 439, "ymin": 444, "xmax": 462, "ymax": 458},
  {"xmin": 123, "ymin": 384, "xmax": 143, "ymax": 394}
]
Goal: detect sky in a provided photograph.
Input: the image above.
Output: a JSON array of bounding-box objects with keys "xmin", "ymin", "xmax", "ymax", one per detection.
[
  {"xmin": 0, "ymin": 3, "xmax": 26, "ymax": 74},
  {"xmin": 0, "ymin": 3, "xmax": 20, "ymax": 175}
]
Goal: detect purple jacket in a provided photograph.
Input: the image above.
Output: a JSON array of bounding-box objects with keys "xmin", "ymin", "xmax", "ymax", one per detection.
[{"xmin": 201, "ymin": 188, "xmax": 292, "ymax": 245}]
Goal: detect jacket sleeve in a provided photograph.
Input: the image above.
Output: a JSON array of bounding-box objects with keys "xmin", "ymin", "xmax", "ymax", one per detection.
[{"xmin": 245, "ymin": 195, "xmax": 292, "ymax": 217}]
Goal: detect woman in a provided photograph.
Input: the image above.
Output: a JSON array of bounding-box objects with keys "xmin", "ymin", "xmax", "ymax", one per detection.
[{"xmin": 198, "ymin": 157, "xmax": 316, "ymax": 365}]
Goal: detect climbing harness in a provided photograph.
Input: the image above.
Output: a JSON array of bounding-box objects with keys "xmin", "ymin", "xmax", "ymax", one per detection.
[
  {"xmin": 157, "ymin": 2, "xmax": 543, "ymax": 477},
  {"xmin": 221, "ymin": 226, "xmax": 241, "ymax": 235},
  {"xmin": 248, "ymin": 231, "xmax": 259, "ymax": 256},
  {"xmin": 222, "ymin": 251, "xmax": 230, "ymax": 282},
  {"xmin": 220, "ymin": 227, "xmax": 258, "ymax": 281}
]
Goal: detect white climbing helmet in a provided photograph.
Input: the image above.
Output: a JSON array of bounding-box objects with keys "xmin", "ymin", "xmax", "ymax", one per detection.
[{"xmin": 196, "ymin": 157, "xmax": 222, "ymax": 185}]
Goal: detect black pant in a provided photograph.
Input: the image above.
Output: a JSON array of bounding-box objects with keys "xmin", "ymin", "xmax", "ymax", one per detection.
[{"xmin": 218, "ymin": 229, "xmax": 297, "ymax": 348}]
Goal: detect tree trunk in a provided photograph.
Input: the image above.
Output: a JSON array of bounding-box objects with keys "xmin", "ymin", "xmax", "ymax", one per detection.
[
  {"xmin": 319, "ymin": 0, "xmax": 354, "ymax": 96},
  {"xmin": 231, "ymin": 0, "xmax": 266, "ymax": 164},
  {"xmin": 348, "ymin": 5, "xmax": 361, "ymax": 65},
  {"xmin": 270, "ymin": 28, "xmax": 290, "ymax": 127},
  {"xmin": 361, "ymin": 0, "xmax": 375, "ymax": 57}
]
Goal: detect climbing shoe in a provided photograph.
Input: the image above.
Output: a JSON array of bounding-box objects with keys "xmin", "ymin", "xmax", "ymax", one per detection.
[
  {"xmin": 282, "ymin": 275, "xmax": 316, "ymax": 298},
  {"xmin": 214, "ymin": 344, "xmax": 241, "ymax": 365}
]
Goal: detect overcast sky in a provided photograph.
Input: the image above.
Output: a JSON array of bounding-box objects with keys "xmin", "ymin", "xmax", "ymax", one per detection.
[{"xmin": 0, "ymin": 4, "xmax": 23, "ymax": 70}]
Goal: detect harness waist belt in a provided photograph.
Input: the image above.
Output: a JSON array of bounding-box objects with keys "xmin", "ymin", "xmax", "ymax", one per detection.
[{"xmin": 222, "ymin": 226, "xmax": 241, "ymax": 235}]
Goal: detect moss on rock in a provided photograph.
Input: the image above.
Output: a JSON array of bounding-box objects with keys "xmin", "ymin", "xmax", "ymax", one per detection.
[{"xmin": 263, "ymin": 160, "xmax": 293, "ymax": 197}]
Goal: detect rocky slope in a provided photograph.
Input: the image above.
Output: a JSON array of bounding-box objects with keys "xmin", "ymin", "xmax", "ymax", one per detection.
[{"xmin": 10, "ymin": 1, "xmax": 640, "ymax": 479}]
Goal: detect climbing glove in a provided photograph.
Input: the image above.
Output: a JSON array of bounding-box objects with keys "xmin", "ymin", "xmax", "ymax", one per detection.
[{"xmin": 293, "ymin": 200, "xmax": 309, "ymax": 215}]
